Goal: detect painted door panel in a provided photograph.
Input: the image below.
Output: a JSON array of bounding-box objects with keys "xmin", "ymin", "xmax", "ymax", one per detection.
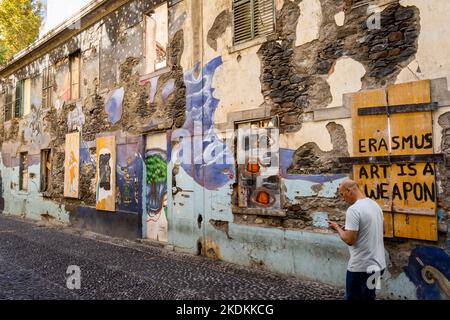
[{"xmin": 351, "ymin": 80, "xmax": 437, "ymax": 241}]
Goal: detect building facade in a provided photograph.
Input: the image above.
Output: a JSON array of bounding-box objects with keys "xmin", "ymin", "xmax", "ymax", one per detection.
[{"xmin": 0, "ymin": 0, "xmax": 449, "ymax": 299}]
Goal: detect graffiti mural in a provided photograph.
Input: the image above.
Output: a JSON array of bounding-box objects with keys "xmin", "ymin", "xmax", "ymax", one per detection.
[
  {"xmin": 404, "ymin": 246, "xmax": 450, "ymax": 300},
  {"xmin": 96, "ymin": 136, "xmax": 116, "ymax": 211},
  {"xmin": 145, "ymin": 133, "xmax": 168, "ymax": 242},
  {"xmin": 116, "ymin": 142, "xmax": 142, "ymax": 213},
  {"xmin": 149, "ymin": 76, "xmax": 160, "ymax": 104},
  {"xmin": 173, "ymin": 56, "xmax": 234, "ymax": 190},
  {"xmin": 161, "ymin": 79, "xmax": 175, "ymax": 103},
  {"xmin": 236, "ymin": 120, "xmax": 280, "ymax": 209},
  {"xmin": 64, "ymin": 132, "xmax": 80, "ymax": 198},
  {"xmin": 105, "ymin": 87, "xmax": 124, "ymax": 125},
  {"xmin": 67, "ymin": 101, "xmax": 85, "ymax": 131},
  {"xmin": 24, "ymin": 103, "xmax": 51, "ymax": 153}
]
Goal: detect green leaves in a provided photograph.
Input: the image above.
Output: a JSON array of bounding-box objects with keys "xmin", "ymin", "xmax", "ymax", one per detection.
[
  {"xmin": 145, "ymin": 154, "xmax": 167, "ymax": 184},
  {"xmin": 0, "ymin": 43, "xmax": 6, "ymax": 64},
  {"xmin": 0, "ymin": 0, "xmax": 42, "ymax": 62}
]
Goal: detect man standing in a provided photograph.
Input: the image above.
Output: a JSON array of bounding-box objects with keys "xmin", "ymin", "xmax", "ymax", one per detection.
[{"xmin": 328, "ymin": 179, "xmax": 387, "ymax": 300}]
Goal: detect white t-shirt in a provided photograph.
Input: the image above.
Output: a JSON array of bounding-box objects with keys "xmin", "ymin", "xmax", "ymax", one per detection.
[{"xmin": 345, "ymin": 198, "xmax": 387, "ymax": 273}]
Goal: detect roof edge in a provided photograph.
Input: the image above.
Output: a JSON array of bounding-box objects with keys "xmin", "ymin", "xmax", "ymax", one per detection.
[{"xmin": 0, "ymin": 0, "xmax": 132, "ymax": 78}]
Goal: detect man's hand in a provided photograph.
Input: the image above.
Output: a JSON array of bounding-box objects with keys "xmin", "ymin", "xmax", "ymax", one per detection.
[
  {"xmin": 328, "ymin": 221, "xmax": 339, "ymax": 231},
  {"xmin": 328, "ymin": 221, "xmax": 345, "ymax": 231},
  {"xmin": 328, "ymin": 221, "xmax": 357, "ymax": 246}
]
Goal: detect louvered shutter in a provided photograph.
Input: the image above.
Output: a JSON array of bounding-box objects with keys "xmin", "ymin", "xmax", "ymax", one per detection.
[
  {"xmin": 253, "ymin": 0, "xmax": 274, "ymax": 37},
  {"xmin": 233, "ymin": 0, "xmax": 274, "ymax": 45}
]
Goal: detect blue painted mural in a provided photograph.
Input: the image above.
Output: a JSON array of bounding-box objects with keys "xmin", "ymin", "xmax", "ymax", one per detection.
[
  {"xmin": 404, "ymin": 246, "xmax": 450, "ymax": 299},
  {"xmin": 105, "ymin": 88, "xmax": 124, "ymax": 125},
  {"xmin": 174, "ymin": 56, "xmax": 235, "ymax": 190},
  {"xmin": 116, "ymin": 143, "xmax": 142, "ymax": 213},
  {"xmin": 162, "ymin": 79, "xmax": 175, "ymax": 103}
]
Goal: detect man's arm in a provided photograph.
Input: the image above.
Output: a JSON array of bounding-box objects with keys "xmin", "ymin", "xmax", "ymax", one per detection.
[{"xmin": 328, "ymin": 222, "xmax": 358, "ymax": 246}]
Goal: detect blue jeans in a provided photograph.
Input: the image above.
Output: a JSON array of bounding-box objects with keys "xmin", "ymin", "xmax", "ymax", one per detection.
[{"xmin": 346, "ymin": 269, "xmax": 385, "ymax": 300}]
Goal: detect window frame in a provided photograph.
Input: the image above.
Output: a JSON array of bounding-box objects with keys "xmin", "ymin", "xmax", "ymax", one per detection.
[
  {"xmin": 19, "ymin": 152, "xmax": 28, "ymax": 191},
  {"xmin": 143, "ymin": 2, "xmax": 169, "ymax": 75},
  {"xmin": 14, "ymin": 80, "xmax": 24, "ymax": 118},
  {"xmin": 40, "ymin": 148, "xmax": 52, "ymax": 193},
  {"xmin": 234, "ymin": 116, "xmax": 281, "ymax": 211},
  {"xmin": 4, "ymin": 84, "xmax": 14, "ymax": 122},
  {"xmin": 69, "ymin": 52, "xmax": 81, "ymax": 100},
  {"xmin": 42, "ymin": 66, "xmax": 54, "ymax": 109}
]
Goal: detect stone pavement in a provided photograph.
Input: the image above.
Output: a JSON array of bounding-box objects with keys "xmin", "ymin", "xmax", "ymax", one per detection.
[{"xmin": 0, "ymin": 214, "xmax": 344, "ymax": 300}]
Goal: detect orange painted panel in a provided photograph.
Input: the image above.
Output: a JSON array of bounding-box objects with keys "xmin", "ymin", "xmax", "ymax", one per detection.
[
  {"xmin": 352, "ymin": 89, "xmax": 389, "ymax": 157},
  {"xmin": 390, "ymin": 162, "xmax": 436, "ymax": 215},
  {"xmin": 387, "ymin": 80, "xmax": 437, "ymax": 241},
  {"xmin": 384, "ymin": 212, "xmax": 394, "ymax": 238},
  {"xmin": 388, "ymin": 80, "xmax": 433, "ymax": 156},
  {"xmin": 353, "ymin": 164, "xmax": 391, "ymax": 212},
  {"xmin": 393, "ymin": 214, "xmax": 437, "ymax": 241},
  {"xmin": 64, "ymin": 132, "xmax": 80, "ymax": 198},
  {"xmin": 96, "ymin": 136, "xmax": 116, "ymax": 212}
]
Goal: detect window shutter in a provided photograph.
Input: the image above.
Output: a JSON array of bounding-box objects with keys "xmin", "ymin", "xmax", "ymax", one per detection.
[
  {"xmin": 233, "ymin": 0, "xmax": 253, "ymax": 45},
  {"xmin": 15, "ymin": 80, "xmax": 24, "ymax": 118},
  {"xmin": 253, "ymin": 0, "xmax": 274, "ymax": 37},
  {"xmin": 4, "ymin": 85, "xmax": 12, "ymax": 121},
  {"xmin": 233, "ymin": 0, "xmax": 274, "ymax": 45}
]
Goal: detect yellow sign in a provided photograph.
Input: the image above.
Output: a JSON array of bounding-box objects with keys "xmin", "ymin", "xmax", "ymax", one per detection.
[{"xmin": 351, "ymin": 80, "xmax": 437, "ymax": 241}]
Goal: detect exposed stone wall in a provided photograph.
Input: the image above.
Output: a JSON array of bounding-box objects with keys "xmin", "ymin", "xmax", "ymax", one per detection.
[
  {"xmin": 260, "ymin": 0, "xmax": 420, "ymax": 129},
  {"xmin": 437, "ymin": 111, "xmax": 450, "ymax": 226},
  {"xmin": 288, "ymin": 122, "xmax": 351, "ymax": 175}
]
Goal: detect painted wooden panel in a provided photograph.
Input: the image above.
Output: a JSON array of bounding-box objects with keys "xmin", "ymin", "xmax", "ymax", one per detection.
[
  {"xmin": 352, "ymin": 89, "xmax": 392, "ymax": 238},
  {"xmin": 351, "ymin": 89, "xmax": 389, "ymax": 157},
  {"xmin": 96, "ymin": 136, "xmax": 116, "ymax": 212},
  {"xmin": 388, "ymin": 80, "xmax": 437, "ymax": 241},
  {"xmin": 390, "ymin": 162, "xmax": 436, "ymax": 215},
  {"xmin": 353, "ymin": 164, "xmax": 391, "ymax": 211},
  {"xmin": 384, "ymin": 212, "xmax": 394, "ymax": 238},
  {"xmin": 393, "ymin": 214, "xmax": 437, "ymax": 241},
  {"xmin": 145, "ymin": 133, "xmax": 168, "ymax": 242},
  {"xmin": 388, "ymin": 80, "xmax": 433, "ymax": 156},
  {"xmin": 64, "ymin": 132, "xmax": 80, "ymax": 198}
]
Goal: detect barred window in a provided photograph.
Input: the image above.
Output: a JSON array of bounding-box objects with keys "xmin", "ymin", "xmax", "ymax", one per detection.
[
  {"xmin": 15, "ymin": 80, "xmax": 24, "ymax": 118},
  {"xmin": 70, "ymin": 52, "xmax": 80, "ymax": 100},
  {"xmin": 144, "ymin": 2, "xmax": 168, "ymax": 74},
  {"xmin": 4, "ymin": 84, "xmax": 13, "ymax": 121},
  {"xmin": 233, "ymin": 0, "xmax": 275, "ymax": 45},
  {"xmin": 42, "ymin": 66, "xmax": 54, "ymax": 109}
]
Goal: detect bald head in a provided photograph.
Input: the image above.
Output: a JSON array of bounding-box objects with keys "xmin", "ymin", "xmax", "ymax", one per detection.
[
  {"xmin": 340, "ymin": 179, "xmax": 359, "ymax": 190},
  {"xmin": 339, "ymin": 179, "xmax": 364, "ymax": 204}
]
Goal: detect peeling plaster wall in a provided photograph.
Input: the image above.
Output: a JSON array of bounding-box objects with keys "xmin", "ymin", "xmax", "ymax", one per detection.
[
  {"xmin": 0, "ymin": 0, "xmax": 171, "ymax": 239},
  {"xmin": 202, "ymin": 0, "xmax": 265, "ymax": 125},
  {"xmin": 191, "ymin": 0, "xmax": 450, "ymax": 300},
  {"xmin": 295, "ymin": 0, "xmax": 323, "ymax": 47},
  {"xmin": 396, "ymin": 0, "xmax": 450, "ymax": 89}
]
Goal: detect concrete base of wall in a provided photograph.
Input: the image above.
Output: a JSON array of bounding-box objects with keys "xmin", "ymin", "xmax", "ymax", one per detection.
[{"xmin": 69, "ymin": 206, "xmax": 141, "ymax": 240}]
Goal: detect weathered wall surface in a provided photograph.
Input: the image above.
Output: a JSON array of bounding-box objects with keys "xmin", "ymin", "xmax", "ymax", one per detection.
[
  {"xmin": 188, "ymin": 0, "xmax": 450, "ymax": 300},
  {"xmin": 0, "ymin": 0, "xmax": 449, "ymax": 300}
]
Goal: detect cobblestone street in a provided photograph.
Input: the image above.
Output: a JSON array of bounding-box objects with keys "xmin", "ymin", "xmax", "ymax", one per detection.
[{"xmin": 0, "ymin": 215, "xmax": 344, "ymax": 300}]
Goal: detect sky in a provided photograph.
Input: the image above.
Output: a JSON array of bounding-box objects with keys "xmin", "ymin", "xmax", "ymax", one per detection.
[{"xmin": 40, "ymin": 0, "xmax": 91, "ymax": 36}]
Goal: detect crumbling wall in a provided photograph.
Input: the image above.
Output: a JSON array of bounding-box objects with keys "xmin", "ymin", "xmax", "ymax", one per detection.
[{"xmin": 0, "ymin": 0, "xmax": 185, "ymax": 235}]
